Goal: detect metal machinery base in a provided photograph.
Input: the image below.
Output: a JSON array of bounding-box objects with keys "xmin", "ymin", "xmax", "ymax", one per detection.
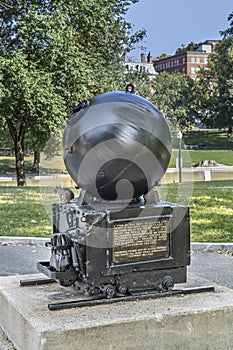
[{"xmin": 20, "ymin": 200, "xmax": 215, "ymax": 310}]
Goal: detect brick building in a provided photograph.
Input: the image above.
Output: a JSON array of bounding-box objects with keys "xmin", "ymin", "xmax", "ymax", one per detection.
[{"xmin": 153, "ymin": 41, "xmax": 219, "ymax": 79}]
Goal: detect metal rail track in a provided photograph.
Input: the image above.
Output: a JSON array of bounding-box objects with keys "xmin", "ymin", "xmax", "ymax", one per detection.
[{"xmin": 20, "ymin": 278, "xmax": 215, "ymax": 311}]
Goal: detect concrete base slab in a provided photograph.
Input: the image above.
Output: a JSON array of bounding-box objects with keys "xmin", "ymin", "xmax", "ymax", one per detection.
[{"xmin": 0, "ymin": 273, "xmax": 233, "ymax": 350}]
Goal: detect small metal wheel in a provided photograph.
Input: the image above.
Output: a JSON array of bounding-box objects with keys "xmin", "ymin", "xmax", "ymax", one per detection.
[
  {"xmin": 59, "ymin": 278, "xmax": 76, "ymax": 287},
  {"xmin": 117, "ymin": 283, "xmax": 128, "ymax": 295},
  {"xmin": 162, "ymin": 276, "xmax": 174, "ymax": 291},
  {"xmin": 104, "ymin": 284, "xmax": 116, "ymax": 299}
]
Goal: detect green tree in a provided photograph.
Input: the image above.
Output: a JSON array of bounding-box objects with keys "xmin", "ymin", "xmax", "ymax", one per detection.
[
  {"xmin": 150, "ymin": 72, "xmax": 196, "ymax": 129},
  {"xmin": 125, "ymin": 70, "xmax": 152, "ymax": 99},
  {"xmin": 220, "ymin": 12, "xmax": 233, "ymax": 38},
  {"xmin": 193, "ymin": 37, "xmax": 233, "ymax": 132},
  {"xmin": 175, "ymin": 41, "xmax": 200, "ymax": 54},
  {"xmin": 156, "ymin": 53, "xmax": 168, "ymax": 59},
  {"xmin": 0, "ymin": 52, "xmax": 67, "ymax": 184},
  {"xmin": 0, "ymin": 0, "xmax": 145, "ymax": 185},
  {"xmin": 193, "ymin": 57, "xmax": 218, "ymax": 128},
  {"xmin": 0, "ymin": 118, "xmax": 14, "ymax": 152},
  {"xmin": 214, "ymin": 36, "xmax": 233, "ymax": 132}
]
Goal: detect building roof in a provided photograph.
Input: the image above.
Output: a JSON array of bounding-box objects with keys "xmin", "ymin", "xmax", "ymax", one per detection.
[{"xmin": 123, "ymin": 52, "xmax": 157, "ymax": 79}]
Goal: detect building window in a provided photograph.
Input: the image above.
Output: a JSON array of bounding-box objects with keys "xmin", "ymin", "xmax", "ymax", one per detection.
[
  {"xmin": 191, "ymin": 67, "xmax": 196, "ymax": 74},
  {"xmin": 204, "ymin": 57, "xmax": 208, "ymax": 64},
  {"xmin": 196, "ymin": 57, "xmax": 200, "ymax": 64}
]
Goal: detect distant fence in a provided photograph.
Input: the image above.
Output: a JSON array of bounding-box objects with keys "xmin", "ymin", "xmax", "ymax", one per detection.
[
  {"xmin": 0, "ymin": 148, "xmax": 34, "ymax": 156},
  {"xmin": 0, "ymin": 148, "xmax": 14, "ymax": 156},
  {"xmin": 184, "ymin": 144, "xmax": 207, "ymax": 150}
]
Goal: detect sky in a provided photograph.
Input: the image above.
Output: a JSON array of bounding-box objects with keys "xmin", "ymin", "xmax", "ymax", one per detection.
[{"xmin": 125, "ymin": 0, "xmax": 232, "ymax": 60}]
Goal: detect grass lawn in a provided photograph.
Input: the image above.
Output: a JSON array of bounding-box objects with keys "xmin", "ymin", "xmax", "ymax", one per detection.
[
  {"xmin": 0, "ymin": 186, "xmax": 53, "ymax": 237},
  {"xmin": 182, "ymin": 130, "xmax": 233, "ymax": 150},
  {"xmin": 169, "ymin": 149, "xmax": 233, "ymax": 167},
  {"xmin": 185, "ymin": 150, "xmax": 233, "ymax": 166},
  {"xmin": 0, "ymin": 180, "xmax": 232, "ymax": 242},
  {"xmin": 0, "ymin": 154, "xmax": 65, "ymax": 175},
  {"xmin": 0, "ymin": 155, "xmax": 34, "ymax": 175},
  {"xmin": 159, "ymin": 180, "xmax": 233, "ymax": 242},
  {"xmin": 169, "ymin": 130, "xmax": 233, "ymax": 167}
]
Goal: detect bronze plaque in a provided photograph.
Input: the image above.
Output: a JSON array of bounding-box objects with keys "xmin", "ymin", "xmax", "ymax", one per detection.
[{"xmin": 113, "ymin": 218, "xmax": 170, "ymax": 263}]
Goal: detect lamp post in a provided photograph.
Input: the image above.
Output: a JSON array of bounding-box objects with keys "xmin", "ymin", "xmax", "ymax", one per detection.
[{"xmin": 177, "ymin": 130, "xmax": 183, "ymax": 183}]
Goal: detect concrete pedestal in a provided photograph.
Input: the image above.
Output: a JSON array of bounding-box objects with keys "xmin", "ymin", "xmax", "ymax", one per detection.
[{"xmin": 1, "ymin": 273, "xmax": 233, "ymax": 350}]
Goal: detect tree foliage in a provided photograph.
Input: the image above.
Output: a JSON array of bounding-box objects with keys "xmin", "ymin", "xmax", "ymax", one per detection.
[
  {"xmin": 215, "ymin": 12, "xmax": 233, "ymax": 131},
  {"xmin": 220, "ymin": 12, "xmax": 233, "ymax": 38},
  {"xmin": 193, "ymin": 57, "xmax": 218, "ymax": 128},
  {"xmin": 150, "ymin": 72, "xmax": 196, "ymax": 129},
  {"xmin": 156, "ymin": 53, "xmax": 168, "ymax": 59},
  {"xmin": 194, "ymin": 14, "xmax": 233, "ymax": 131},
  {"xmin": 214, "ymin": 37, "xmax": 233, "ymax": 130},
  {"xmin": 124, "ymin": 70, "xmax": 152, "ymax": 99},
  {"xmin": 0, "ymin": 0, "xmax": 145, "ymax": 184},
  {"xmin": 192, "ymin": 13, "xmax": 233, "ymax": 131},
  {"xmin": 175, "ymin": 41, "xmax": 201, "ymax": 54}
]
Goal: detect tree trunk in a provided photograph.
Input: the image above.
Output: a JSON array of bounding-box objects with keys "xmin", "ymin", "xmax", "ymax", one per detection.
[
  {"xmin": 15, "ymin": 138, "xmax": 26, "ymax": 186},
  {"xmin": 6, "ymin": 119, "xmax": 26, "ymax": 186},
  {"xmin": 31, "ymin": 150, "xmax": 40, "ymax": 173}
]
